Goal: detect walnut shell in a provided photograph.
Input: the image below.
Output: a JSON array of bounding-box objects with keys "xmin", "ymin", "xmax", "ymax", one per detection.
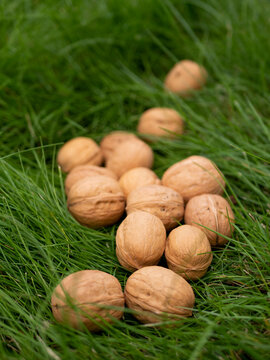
[
  {"xmin": 137, "ymin": 107, "xmax": 184, "ymax": 139},
  {"xmin": 106, "ymin": 138, "xmax": 154, "ymax": 178},
  {"xmin": 67, "ymin": 175, "xmax": 125, "ymax": 228},
  {"xmin": 126, "ymin": 184, "xmax": 184, "ymax": 231},
  {"xmin": 51, "ymin": 270, "xmax": 124, "ymax": 331},
  {"xmin": 124, "ymin": 266, "xmax": 195, "ymax": 324},
  {"xmin": 162, "ymin": 155, "xmax": 225, "ymax": 202},
  {"xmin": 119, "ymin": 167, "xmax": 161, "ymax": 197},
  {"xmin": 116, "ymin": 211, "xmax": 166, "ymax": 271},
  {"xmin": 100, "ymin": 131, "xmax": 138, "ymax": 161},
  {"xmin": 57, "ymin": 137, "xmax": 103, "ymax": 173},
  {"xmin": 165, "ymin": 60, "xmax": 207, "ymax": 96},
  {"xmin": 65, "ymin": 165, "xmax": 117, "ymax": 195},
  {"xmin": 184, "ymin": 194, "xmax": 235, "ymax": 246},
  {"xmin": 165, "ymin": 225, "xmax": 212, "ymax": 280}
]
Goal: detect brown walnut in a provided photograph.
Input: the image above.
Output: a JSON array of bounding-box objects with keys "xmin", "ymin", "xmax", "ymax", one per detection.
[
  {"xmin": 164, "ymin": 60, "xmax": 207, "ymax": 96},
  {"xmin": 106, "ymin": 138, "xmax": 154, "ymax": 178},
  {"xmin": 57, "ymin": 137, "xmax": 103, "ymax": 173},
  {"xmin": 51, "ymin": 270, "xmax": 124, "ymax": 331},
  {"xmin": 67, "ymin": 175, "xmax": 125, "ymax": 228},
  {"xmin": 65, "ymin": 165, "xmax": 117, "ymax": 195},
  {"xmin": 184, "ymin": 194, "xmax": 235, "ymax": 246},
  {"xmin": 137, "ymin": 107, "xmax": 184, "ymax": 139},
  {"xmin": 126, "ymin": 184, "xmax": 184, "ymax": 231},
  {"xmin": 165, "ymin": 225, "xmax": 213, "ymax": 280},
  {"xmin": 116, "ymin": 211, "xmax": 166, "ymax": 271},
  {"xmin": 100, "ymin": 131, "xmax": 138, "ymax": 161},
  {"xmin": 124, "ymin": 266, "xmax": 195, "ymax": 324},
  {"xmin": 162, "ymin": 155, "xmax": 225, "ymax": 202},
  {"xmin": 119, "ymin": 167, "xmax": 161, "ymax": 197}
]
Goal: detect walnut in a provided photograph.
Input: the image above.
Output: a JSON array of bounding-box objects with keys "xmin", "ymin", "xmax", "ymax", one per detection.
[
  {"xmin": 126, "ymin": 184, "xmax": 184, "ymax": 231},
  {"xmin": 184, "ymin": 194, "xmax": 235, "ymax": 246},
  {"xmin": 100, "ymin": 131, "xmax": 138, "ymax": 161},
  {"xmin": 119, "ymin": 167, "xmax": 161, "ymax": 197},
  {"xmin": 106, "ymin": 138, "xmax": 154, "ymax": 178},
  {"xmin": 51, "ymin": 270, "xmax": 124, "ymax": 331},
  {"xmin": 162, "ymin": 155, "xmax": 225, "ymax": 202},
  {"xmin": 116, "ymin": 211, "xmax": 166, "ymax": 271},
  {"xmin": 65, "ymin": 165, "xmax": 117, "ymax": 195},
  {"xmin": 57, "ymin": 137, "xmax": 103, "ymax": 173},
  {"xmin": 164, "ymin": 60, "xmax": 207, "ymax": 96},
  {"xmin": 165, "ymin": 225, "xmax": 212, "ymax": 280},
  {"xmin": 67, "ymin": 175, "xmax": 125, "ymax": 228},
  {"xmin": 137, "ymin": 107, "xmax": 184, "ymax": 139},
  {"xmin": 124, "ymin": 266, "xmax": 195, "ymax": 324}
]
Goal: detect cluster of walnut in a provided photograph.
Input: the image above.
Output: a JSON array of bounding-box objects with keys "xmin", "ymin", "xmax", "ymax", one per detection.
[
  {"xmin": 51, "ymin": 266, "xmax": 195, "ymax": 331},
  {"xmin": 53, "ymin": 119, "xmax": 235, "ymax": 330}
]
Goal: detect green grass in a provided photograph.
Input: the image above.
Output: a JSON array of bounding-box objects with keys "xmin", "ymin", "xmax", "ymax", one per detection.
[{"xmin": 1, "ymin": 0, "xmax": 270, "ymax": 359}]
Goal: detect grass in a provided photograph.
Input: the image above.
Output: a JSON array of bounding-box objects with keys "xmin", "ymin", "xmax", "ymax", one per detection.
[{"xmin": 0, "ymin": 0, "xmax": 270, "ymax": 359}]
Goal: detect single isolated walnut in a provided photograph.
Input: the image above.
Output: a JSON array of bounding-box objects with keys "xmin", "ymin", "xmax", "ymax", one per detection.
[
  {"xmin": 184, "ymin": 194, "xmax": 235, "ymax": 246},
  {"xmin": 165, "ymin": 225, "xmax": 213, "ymax": 280},
  {"xmin": 164, "ymin": 60, "xmax": 207, "ymax": 96},
  {"xmin": 106, "ymin": 138, "xmax": 154, "ymax": 178},
  {"xmin": 100, "ymin": 131, "xmax": 138, "ymax": 161},
  {"xmin": 126, "ymin": 184, "xmax": 184, "ymax": 231},
  {"xmin": 124, "ymin": 266, "xmax": 195, "ymax": 324},
  {"xmin": 57, "ymin": 137, "xmax": 103, "ymax": 173},
  {"xmin": 65, "ymin": 165, "xmax": 117, "ymax": 195},
  {"xmin": 119, "ymin": 167, "xmax": 161, "ymax": 197},
  {"xmin": 67, "ymin": 175, "xmax": 125, "ymax": 228},
  {"xmin": 51, "ymin": 270, "xmax": 124, "ymax": 331},
  {"xmin": 137, "ymin": 107, "xmax": 184, "ymax": 139},
  {"xmin": 162, "ymin": 155, "xmax": 225, "ymax": 202},
  {"xmin": 116, "ymin": 211, "xmax": 166, "ymax": 271}
]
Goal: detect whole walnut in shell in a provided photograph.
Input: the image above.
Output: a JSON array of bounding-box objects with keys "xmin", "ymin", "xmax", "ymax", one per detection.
[
  {"xmin": 124, "ymin": 266, "xmax": 195, "ymax": 324},
  {"xmin": 57, "ymin": 137, "xmax": 103, "ymax": 173},
  {"xmin": 162, "ymin": 155, "xmax": 225, "ymax": 202},
  {"xmin": 106, "ymin": 138, "xmax": 154, "ymax": 178},
  {"xmin": 51, "ymin": 270, "xmax": 124, "ymax": 331},
  {"xmin": 165, "ymin": 225, "xmax": 212, "ymax": 280},
  {"xmin": 184, "ymin": 194, "xmax": 235, "ymax": 246},
  {"xmin": 116, "ymin": 211, "xmax": 166, "ymax": 271},
  {"xmin": 137, "ymin": 107, "xmax": 184, "ymax": 139},
  {"xmin": 119, "ymin": 167, "xmax": 161, "ymax": 197},
  {"xmin": 100, "ymin": 131, "xmax": 138, "ymax": 161},
  {"xmin": 67, "ymin": 175, "xmax": 125, "ymax": 228},
  {"xmin": 65, "ymin": 165, "xmax": 117, "ymax": 195},
  {"xmin": 164, "ymin": 60, "xmax": 207, "ymax": 96},
  {"xmin": 126, "ymin": 184, "xmax": 184, "ymax": 231}
]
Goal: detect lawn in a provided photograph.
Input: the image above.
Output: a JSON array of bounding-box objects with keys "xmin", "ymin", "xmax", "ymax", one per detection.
[{"xmin": 0, "ymin": 0, "xmax": 270, "ymax": 359}]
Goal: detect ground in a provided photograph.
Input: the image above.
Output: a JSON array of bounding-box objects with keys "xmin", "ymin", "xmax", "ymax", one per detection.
[{"xmin": 0, "ymin": 0, "xmax": 270, "ymax": 359}]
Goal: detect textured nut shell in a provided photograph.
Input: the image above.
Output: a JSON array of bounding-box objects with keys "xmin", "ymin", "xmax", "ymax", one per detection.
[
  {"xmin": 106, "ymin": 138, "xmax": 154, "ymax": 178},
  {"xmin": 165, "ymin": 225, "xmax": 212, "ymax": 280},
  {"xmin": 57, "ymin": 137, "xmax": 103, "ymax": 173},
  {"xmin": 116, "ymin": 211, "xmax": 166, "ymax": 271},
  {"xmin": 51, "ymin": 270, "xmax": 124, "ymax": 331},
  {"xmin": 65, "ymin": 165, "xmax": 117, "ymax": 195},
  {"xmin": 67, "ymin": 175, "xmax": 125, "ymax": 228},
  {"xmin": 137, "ymin": 108, "xmax": 184, "ymax": 138},
  {"xmin": 162, "ymin": 155, "xmax": 225, "ymax": 202},
  {"xmin": 100, "ymin": 131, "xmax": 138, "ymax": 161},
  {"xmin": 119, "ymin": 167, "xmax": 161, "ymax": 197},
  {"xmin": 165, "ymin": 60, "xmax": 207, "ymax": 96},
  {"xmin": 124, "ymin": 266, "xmax": 195, "ymax": 324},
  {"xmin": 184, "ymin": 194, "xmax": 235, "ymax": 246},
  {"xmin": 126, "ymin": 185, "xmax": 184, "ymax": 231}
]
